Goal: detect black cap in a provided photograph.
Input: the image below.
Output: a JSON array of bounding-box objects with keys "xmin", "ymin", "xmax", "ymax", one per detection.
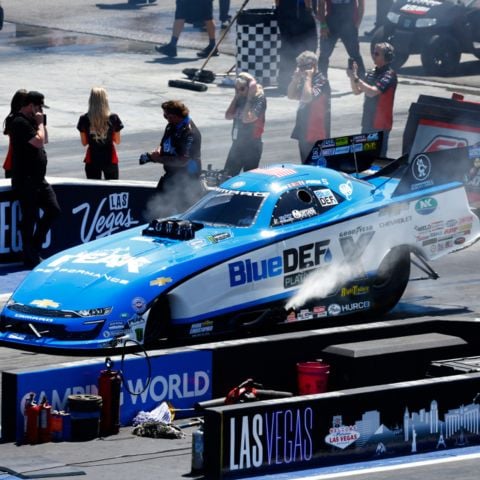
[{"xmin": 25, "ymin": 91, "xmax": 50, "ymax": 109}]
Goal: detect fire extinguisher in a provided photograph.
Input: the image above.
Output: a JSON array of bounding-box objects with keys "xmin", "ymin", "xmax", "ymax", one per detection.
[
  {"xmin": 98, "ymin": 357, "xmax": 122, "ymax": 437},
  {"xmin": 38, "ymin": 396, "xmax": 52, "ymax": 443},
  {"xmin": 25, "ymin": 393, "xmax": 41, "ymax": 444}
]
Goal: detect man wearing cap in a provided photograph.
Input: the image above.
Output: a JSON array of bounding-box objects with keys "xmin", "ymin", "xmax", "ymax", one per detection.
[{"xmin": 10, "ymin": 91, "xmax": 61, "ymax": 268}]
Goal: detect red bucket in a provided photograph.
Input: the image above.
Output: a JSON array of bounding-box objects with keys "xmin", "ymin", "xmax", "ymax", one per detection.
[{"xmin": 296, "ymin": 361, "xmax": 330, "ymax": 395}]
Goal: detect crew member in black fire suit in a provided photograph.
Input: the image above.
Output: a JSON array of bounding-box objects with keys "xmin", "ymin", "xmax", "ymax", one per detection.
[{"xmin": 147, "ymin": 100, "xmax": 203, "ymax": 213}]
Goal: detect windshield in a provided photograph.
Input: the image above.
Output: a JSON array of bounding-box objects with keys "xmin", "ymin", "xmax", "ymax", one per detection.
[{"xmin": 183, "ymin": 189, "xmax": 268, "ymax": 227}]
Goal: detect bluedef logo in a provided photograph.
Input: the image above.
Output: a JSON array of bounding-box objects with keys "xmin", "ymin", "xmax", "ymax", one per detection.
[
  {"xmin": 228, "ymin": 407, "xmax": 314, "ymax": 471},
  {"xmin": 228, "ymin": 241, "xmax": 331, "ymax": 288}
]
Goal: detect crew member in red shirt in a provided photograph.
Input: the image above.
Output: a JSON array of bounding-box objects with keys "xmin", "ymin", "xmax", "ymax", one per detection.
[{"xmin": 347, "ymin": 42, "xmax": 397, "ymax": 157}]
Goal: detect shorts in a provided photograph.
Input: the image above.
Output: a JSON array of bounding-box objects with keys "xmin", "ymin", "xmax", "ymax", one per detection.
[{"xmin": 175, "ymin": 0, "xmax": 213, "ymax": 22}]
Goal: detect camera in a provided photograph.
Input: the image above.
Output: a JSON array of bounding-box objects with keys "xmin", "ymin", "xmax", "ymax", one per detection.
[
  {"xmin": 139, "ymin": 152, "xmax": 152, "ymax": 165},
  {"xmin": 43, "ymin": 114, "xmax": 47, "ymax": 125}
]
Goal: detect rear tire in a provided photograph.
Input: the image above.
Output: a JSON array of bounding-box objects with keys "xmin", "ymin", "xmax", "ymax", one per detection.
[
  {"xmin": 371, "ymin": 246, "xmax": 411, "ymax": 314},
  {"xmin": 421, "ymin": 34, "xmax": 461, "ymax": 76}
]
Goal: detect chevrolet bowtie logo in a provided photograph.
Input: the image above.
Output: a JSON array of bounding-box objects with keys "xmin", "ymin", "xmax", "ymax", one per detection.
[
  {"xmin": 30, "ymin": 299, "xmax": 60, "ymax": 308},
  {"xmin": 149, "ymin": 277, "xmax": 173, "ymax": 287}
]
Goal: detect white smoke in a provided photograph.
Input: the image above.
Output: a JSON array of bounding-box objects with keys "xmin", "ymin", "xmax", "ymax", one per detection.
[{"xmin": 285, "ymin": 261, "xmax": 365, "ymax": 311}]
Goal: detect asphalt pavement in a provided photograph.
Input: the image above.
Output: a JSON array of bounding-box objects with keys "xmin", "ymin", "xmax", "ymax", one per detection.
[{"xmin": 2, "ymin": 2, "xmax": 480, "ymax": 480}]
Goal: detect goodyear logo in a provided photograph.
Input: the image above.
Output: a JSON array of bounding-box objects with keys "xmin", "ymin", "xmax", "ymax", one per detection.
[{"xmin": 415, "ymin": 197, "xmax": 437, "ymax": 215}]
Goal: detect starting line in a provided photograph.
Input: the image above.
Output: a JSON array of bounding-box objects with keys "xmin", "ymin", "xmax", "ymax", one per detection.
[{"xmin": 249, "ymin": 445, "xmax": 480, "ymax": 479}]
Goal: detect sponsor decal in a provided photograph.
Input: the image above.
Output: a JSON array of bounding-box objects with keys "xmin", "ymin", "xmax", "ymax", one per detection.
[
  {"xmin": 415, "ymin": 197, "xmax": 438, "ymax": 215},
  {"xmin": 313, "ymin": 305, "xmax": 327, "ymax": 317},
  {"xmin": 321, "ymin": 138, "xmax": 335, "ymax": 147},
  {"xmin": 367, "ymin": 132, "xmax": 380, "ymax": 141},
  {"xmin": 341, "ymin": 285, "xmax": 369, "ymax": 296},
  {"xmin": 328, "ymin": 304, "xmax": 341, "ymax": 316},
  {"xmin": 411, "ymin": 154, "xmax": 431, "ymax": 182},
  {"xmin": 338, "ymin": 231, "xmax": 375, "ymax": 262},
  {"xmin": 47, "ymin": 248, "xmax": 151, "ymax": 274},
  {"xmin": 107, "ymin": 321, "xmax": 125, "ymax": 331},
  {"xmin": 310, "ymin": 148, "xmax": 327, "ymax": 166},
  {"xmin": 292, "ymin": 207, "xmax": 317, "ymax": 220},
  {"xmin": 228, "ymin": 407, "xmax": 313, "ymax": 471},
  {"xmin": 321, "ymin": 147, "xmax": 335, "ymax": 156},
  {"xmin": 36, "ymin": 266, "xmax": 130, "ymax": 285},
  {"xmin": 72, "ymin": 192, "xmax": 140, "ymax": 244},
  {"xmin": 286, "ymin": 181, "xmax": 306, "ymax": 189},
  {"xmin": 30, "ymin": 299, "xmax": 60, "ymax": 308},
  {"xmin": 335, "ymin": 146, "xmax": 350, "ymax": 155},
  {"xmin": 335, "ymin": 136, "xmax": 349, "ymax": 146},
  {"xmin": 297, "ymin": 309, "xmax": 314, "ymax": 320},
  {"xmin": 363, "ymin": 141, "xmax": 377, "ymax": 151},
  {"xmin": 207, "ymin": 232, "xmax": 232, "ymax": 243},
  {"xmin": 315, "ymin": 189, "xmax": 338, "ymax": 207},
  {"xmin": 341, "ymin": 301, "xmax": 370, "ymax": 312},
  {"xmin": 339, "ymin": 225, "xmax": 373, "ymax": 238},
  {"xmin": 379, "ymin": 215, "xmax": 412, "ymax": 228},
  {"xmin": 454, "ymin": 237, "xmax": 466, "ymax": 245},
  {"xmin": 353, "ymin": 134, "xmax": 367, "ymax": 142},
  {"xmin": 228, "ymin": 240, "xmax": 332, "ymax": 288},
  {"xmin": 339, "ymin": 180, "xmax": 353, "ymax": 200},
  {"xmin": 132, "ymin": 297, "xmax": 147, "ymax": 314},
  {"xmin": 189, "ymin": 320, "xmax": 214, "ymax": 336},
  {"xmin": 149, "ymin": 277, "xmax": 173, "ymax": 287}
]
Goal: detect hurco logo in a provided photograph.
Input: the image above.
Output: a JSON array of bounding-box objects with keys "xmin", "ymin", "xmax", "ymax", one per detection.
[
  {"xmin": 228, "ymin": 241, "xmax": 331, "ymax": 288},
  {"xmin": 415, "ymin": 197, "xmax": 438, "ymax": 215}
]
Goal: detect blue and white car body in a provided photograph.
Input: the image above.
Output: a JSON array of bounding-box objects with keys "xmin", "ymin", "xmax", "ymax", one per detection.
[{"xmin": 1, "ymin": 140, "xmax": 479, "ymax": 351}]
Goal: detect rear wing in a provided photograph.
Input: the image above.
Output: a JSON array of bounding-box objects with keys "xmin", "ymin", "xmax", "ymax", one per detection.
[
  {"xmin": 392, "ymin": 144, "xmax": 478, "ymax": 197},
  {"xmin": 304, "ymin": 131, "xmax": 384, "ymax": 173}
]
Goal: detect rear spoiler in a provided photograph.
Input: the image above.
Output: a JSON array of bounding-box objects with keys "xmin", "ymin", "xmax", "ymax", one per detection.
[
  {"xmin": 392, "ymin": 144, "xmax": 477, "ymax": 197},
  {"xmin": 304, "ymin": 131, "xmax": 385, "ymax": 173}
]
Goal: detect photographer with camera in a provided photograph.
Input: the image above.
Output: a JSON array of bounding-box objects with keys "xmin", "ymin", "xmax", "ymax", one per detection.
[
  {"xmin": 288, "ymin": 50, "xmax": 331, "ymax": 164},
  {"xmin": 9, "ymin": 91, "xmax": 61, "ymax": 268},
  {"xmin": 141, "ymin": 100, "xmax": 202, "ymax": 213},
  {"xmin": 347, "ymin": 42, "xmax": 397, "ymax": 157},
  {"xmin": 223, "ymin": 72, "xmax": 266, "ymax": 177}
]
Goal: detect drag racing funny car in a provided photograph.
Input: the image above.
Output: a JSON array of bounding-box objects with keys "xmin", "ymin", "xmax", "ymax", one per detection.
[{"xmin": 1, "ymin": 135, "xmax": 479, "ymax": 351}]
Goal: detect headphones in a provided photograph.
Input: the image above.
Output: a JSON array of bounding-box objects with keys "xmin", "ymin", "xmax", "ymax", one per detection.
[{"xmin": 379, "ymin": 42, "xmax": 395, "ymax": 63}]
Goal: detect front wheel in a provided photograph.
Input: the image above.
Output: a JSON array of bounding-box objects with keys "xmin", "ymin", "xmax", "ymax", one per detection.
[
  {"xmin": 421, "ymin": 34, "xmax": 461, "ymax": 76},
  {"xmin": 371, "ymin": 246, "xmax": 411, "ymax": 314}
]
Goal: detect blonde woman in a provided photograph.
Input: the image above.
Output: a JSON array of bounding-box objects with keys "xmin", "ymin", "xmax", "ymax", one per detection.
[
  {"xmin": 77, "ymin": 87, "xmax": 124, "ymax": 179},
  {"xmin": 223, "ymin": 72, "xmax": 266, "ymax": 176}
]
